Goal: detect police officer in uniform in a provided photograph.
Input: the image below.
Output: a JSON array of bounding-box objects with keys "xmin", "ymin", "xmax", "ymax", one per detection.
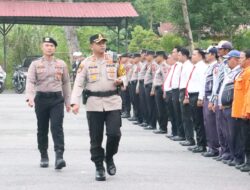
[
  {"xmin": 71, "ymin": 34, "xmax": 125, "ymax": 181},
  {"xmin": 26, "ymin": 37, "xmax": 71, "ymax": 170},
  {"xmin": 144, "ymin": 50, "xmax": 158, "ymax": 130},
  {"xmin": 152, "ymin": 51, "xmax": 170, "ymax": 134}
]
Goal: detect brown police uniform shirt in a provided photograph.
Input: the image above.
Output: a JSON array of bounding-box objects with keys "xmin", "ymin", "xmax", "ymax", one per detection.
[
  {"xmin": 70, "ymin": 54, "xmax": 125, "ymax": 112},
  {"xmin": 25, "ymin": 56, "xmax": 71, "ymax": 106}
]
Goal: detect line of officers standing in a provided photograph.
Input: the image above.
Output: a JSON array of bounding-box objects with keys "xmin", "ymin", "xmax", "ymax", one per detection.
[{"xmin": 119, "ymin": 40, "xmax": 250, "ymax": 175}]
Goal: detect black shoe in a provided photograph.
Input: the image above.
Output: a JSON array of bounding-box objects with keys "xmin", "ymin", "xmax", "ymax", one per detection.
[
  {"xmin": 180, "ymin": 140, "xmax": 195, "ymax": 146},
  {"xmin": 95, "ymin": 163, "xmax": 106, "ymax": 181},
  {"xmin": 166, "ymin": 134, "xmax": 175, "ymax": 139},
  {"xmin": 222, "ymin": 159, "xmax": 232, "ymax": 164},
  {"xmin": 55, "ymin": 151, "xmax": 66, "ymax": 170},
  {"xmin": 121, "ymin": 113, "xmax": 130, "ymax": 118},
  {"xmin": 139, "ymin": 122, "xmax": 148, "ymax": 127},
  {"xmin": 40, "ymin": 152, "xmax": 49, "ymax": 168},
  {"xmin": 171, "ymin": 136, "xmax": 186, "ymax": 141},
  {"xmin": 228, "ymin": 159, "xmax": 237, "ymax": 167},
  {"xmin": 128, "ymin": 117, "xmax": 137, "ymax": 121},
  {"xmin": 202, "ymin": 151, "xmax": 219, "ymax": 157},
  {"xmin": 240, "ymin": 163, "xmax": 250, "ymax": 172},
  {"xmin": 133, "ymin": 121, "xmax": 142, "ymax": 125},
  {"xmin": 188, "ymin": 146, "xmax": 197, "ymax": 151},
  {"xmin": 144, "ymin": 126, "xmax": 155, "ymax": 130},
  {"xmin": 106, "ymin": 158, "xmax": 116, "ymax": 176},
  {"xmin": 153, "ymin": 129, "xmax": 167, "ymax": 134},
  {"xmin": 235, "ymin": 163, "xmax": 245, "ymax": 170},
  {"xmin": 192, "ymin": 146, "xmax": 206, "ymax": 153}
]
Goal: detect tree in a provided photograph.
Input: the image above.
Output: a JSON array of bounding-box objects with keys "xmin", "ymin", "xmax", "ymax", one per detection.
[{"xmin": 128, "ymin": 25, "xmax": 162, "ymax": 52}]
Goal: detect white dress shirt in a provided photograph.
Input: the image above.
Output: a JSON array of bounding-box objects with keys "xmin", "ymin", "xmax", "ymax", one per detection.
[
  {"xmin": 169, "ymin": 61, "xmax": 182, "ymax": 89},
  {"xmin": 179, "ymin": 60, "xmax": 194, "ymax": 89}
]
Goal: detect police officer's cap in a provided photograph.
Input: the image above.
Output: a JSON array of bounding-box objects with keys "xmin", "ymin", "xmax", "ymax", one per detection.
[
  {"xmin": 132, "ymin": 53, "xmax": 141, "ymax": 58},
  {"xmin": 119, "ymin": 53, "xmax": 129, "ymax": 58},
  {"xmin": 146, "ymin": 50, "xmax": 155, "ymax": 56},
  {"xmin": 43, "ymin": 37, "xmax": 57, "ymax": 47},
  {"xmin": 90, "ymin": 34, "xmax": 107, "ymax": 44},
  {"xmin": 141, "ymin": 49, "xmax": 147, "ymax": 54},
  {"xmin": 155, "ymin": 51, "xmax": 168, "ymax": 58}
]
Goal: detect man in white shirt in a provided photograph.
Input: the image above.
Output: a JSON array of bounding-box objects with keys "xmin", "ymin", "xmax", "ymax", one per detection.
[
  {"xmin": 185, "ymin": 48, "xmax": 208, "ymax": 153},
  {"xmin": 178, "ymin": 48, "xmax": 196, "ymax": 146},
  {"xmin": 169, "ymin": 47, "xmax": 185, "ymax": 141}
]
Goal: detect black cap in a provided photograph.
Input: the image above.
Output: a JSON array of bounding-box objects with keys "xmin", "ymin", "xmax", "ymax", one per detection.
[
  {"xmin": 141, "ymin": 49, "xmax": 147, "ymax": 54},
  {"xmin": 89, "ymin": 34, "xmax": 107, "ymax": 44},
  {"xmin": 155, "ymin": 51, "xmax": 168, "ymax": 58},
  {"xmin": 119, "ymin": 53, "xmax": 129, "ymax": 58},
  {"xmin": 132, "ymin": 53, "xmax": 141, "ymax": 58},
  {"xmin": 43, "ymin": 37, "xmax": 57, "ymax": 47},
  {"xmin": 146, "ymin": 50, "xmax": 155, "ymax": 56}
]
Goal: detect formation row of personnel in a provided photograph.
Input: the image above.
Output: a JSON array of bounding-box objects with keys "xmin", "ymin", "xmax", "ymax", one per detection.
[{"xmin": 119, "ymin": 41, "xmax": 250, "ymax": 174}]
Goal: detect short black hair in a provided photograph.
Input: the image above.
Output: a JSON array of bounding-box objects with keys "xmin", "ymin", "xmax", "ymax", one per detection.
[
  {"xmin": 174, "ymin": 46, "xmax": 182, "ymax": 52},
  {"xmin": 244, "ymin": 50, "xmax": 250, "ymax": 59},
  {"xmin": 180, "ymin": 48, "xmax": 190, "ymax": 58},
  {"xmin": 194, "ymin": 48, "xmax": 206, "ymax": 59}
]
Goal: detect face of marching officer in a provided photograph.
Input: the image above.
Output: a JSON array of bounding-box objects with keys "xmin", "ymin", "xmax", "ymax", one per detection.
[
  {"xmin": 146, "ymin": 54, "xmax": 154, "ymax": 62},
  {"xmin": 91, "ymin": 40, "xmax": 107, "ymax": 55},
  {"xmin": 227, "ymin": 56, "xmax": 240, "ymax": 69},
  {"xmin": 42, "ymin": 42, "xmax": 56, "ymax": 57}
]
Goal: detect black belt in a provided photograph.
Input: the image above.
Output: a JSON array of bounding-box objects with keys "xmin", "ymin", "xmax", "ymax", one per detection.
[
  {"xmin": 179, "ymin": 88, "xmax": 185, "ymax": 92},
  {"xmin": 188, "ymin": 92, "xmax": 199, "ymax": 96},
  {"xmin": 145, "ymin": 83, "xmax": 152, "ymax": 88},
  {"xmin": 36, "ymin": 91, "xmax": 62, "ymax": 98},
  {"xmin": 155, "ymin": 85, "xmax": 162, "ymax": 90},
  {"xmin": 130, "ymin": 80, "xmax": 137, "ymax": 85},
  {"xmin": 86, "ymin": 90, "xmax": 118, "ymax": 97}
]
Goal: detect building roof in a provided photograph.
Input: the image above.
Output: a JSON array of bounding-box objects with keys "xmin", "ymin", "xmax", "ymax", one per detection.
[{"xmin": 0, "ymin": 1, "xmax": 138, "ymax": 26}]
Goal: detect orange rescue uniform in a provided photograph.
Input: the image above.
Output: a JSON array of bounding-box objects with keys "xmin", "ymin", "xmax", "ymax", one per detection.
[{"xmin": 232, "ymin": 66, "xmax": 250, "ymax": 119}]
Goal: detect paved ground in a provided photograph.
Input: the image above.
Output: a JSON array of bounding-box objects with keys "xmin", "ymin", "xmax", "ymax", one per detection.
[{"xmin": 0, "ymin": 94, "xmax": 250, "ymax": 190}]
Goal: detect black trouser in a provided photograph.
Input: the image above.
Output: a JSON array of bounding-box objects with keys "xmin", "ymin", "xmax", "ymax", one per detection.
[
  {"xmin": 34, "ymin": 92, "xmax": 65, "ymax": 153},
  {"xmin": 165, "ymin": 91, "xmax": 177, "ymax": 136},
  {"xmin": 87, "ymin": 110, "xmax": 122, "ymax": 163},
  {"xmin": 155, "ymin": 86, "xmax": 168, "ymax": 131},
  {"xmin": 189, "ymin": 93, "xmax": 206, "ymax": 147},
  {"xmin": 145, "ymin": 83, "xmax": 157, "ymax": 128},
  {"xmin": 124, "ymin": 85, "xmax": 131, "ymax": 115},
  {"xmin": 128, "ymin": 83, "xmax": 135, "ymax": 117},
  {"xmin": 139, "ymin": 80, "xmax": 148, "ymax": 123},
  {"xmin": 243, "ymin": 120, "xmax": 250, "ymax": 155},
  {"xmin": 131, "ymin": 80, "xmax": 142, "ymax": 122},
  {"xmin": 120, "ymin": 89, "xmax": 126, "ymax": 113},
  {"xmin": 172, "ymin": 89, "xmax": 185, "ymax": 138},
  {"xmin": 179, "ymin": 89, "xmax": 194, "ymax": 142}
]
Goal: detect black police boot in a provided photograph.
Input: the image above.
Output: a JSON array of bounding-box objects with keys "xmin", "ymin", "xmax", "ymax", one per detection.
[
  {"xmin": 105, "ymin": 158, "xmax": 116, "ymax": 176},
  {"xmin": 95, "ymin": 162, "xmax": 106, "ymax": 181},
  {"xmin": 240, "ymin": 154, "xmax": 250, "ymax": 172},
  {"xmin": 40, "ymin": 151, "xmax": 49, "ymax": 168},
  {"xmin": 55, "ymin": 151, "xmax": 66, "ymax": 170}
]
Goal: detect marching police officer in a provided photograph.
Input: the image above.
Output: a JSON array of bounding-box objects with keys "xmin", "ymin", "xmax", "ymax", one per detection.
[
  {"xmin": 71, "ymin": 34, "xmax": 125, "ymax": 181},
  {"xmin": 26, "ymin": 37, "xmax": 71, "ymax": 170}
]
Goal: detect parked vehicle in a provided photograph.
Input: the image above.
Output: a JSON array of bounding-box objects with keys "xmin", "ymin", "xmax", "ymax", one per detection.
[
  {"xmin": 12, "ymin": 56, "xmax": 41, "ymax": 94},
  {"xmin": 0, "ymin": 68, "xmax": 6, "ymax": 93}
]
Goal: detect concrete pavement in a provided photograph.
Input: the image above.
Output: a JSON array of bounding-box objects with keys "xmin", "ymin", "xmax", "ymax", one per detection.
[{"xmin": 0, "ymin": 94, "xmax": 249, "ymax": 190}]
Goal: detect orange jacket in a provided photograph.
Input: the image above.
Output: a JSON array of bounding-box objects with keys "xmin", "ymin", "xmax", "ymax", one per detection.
[
  {"xmin": 232, "ymin": 66, "xmax": 250, "ymax": 118},
  {"xmin": 244, "ymin": 76, "xmax": 250, "ymax": 119}
]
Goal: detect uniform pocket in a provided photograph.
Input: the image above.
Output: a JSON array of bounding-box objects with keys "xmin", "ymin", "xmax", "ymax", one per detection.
[
  {"xmin": 106, "ymin": 65, "xmax": 117, "ymax": 80},
  {"xmin": 55, "ymin": 66, "xmax": 63, "ymax": 81},
  {"xmin": 88, "ymin": 67, "xmax": 100, "ymax": 83}
]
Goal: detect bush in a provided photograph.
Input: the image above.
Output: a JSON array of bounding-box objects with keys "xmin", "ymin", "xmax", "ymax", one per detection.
[{"xmin": 233, "ymin": 30, "xmax": 250, "ymax": 50}]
